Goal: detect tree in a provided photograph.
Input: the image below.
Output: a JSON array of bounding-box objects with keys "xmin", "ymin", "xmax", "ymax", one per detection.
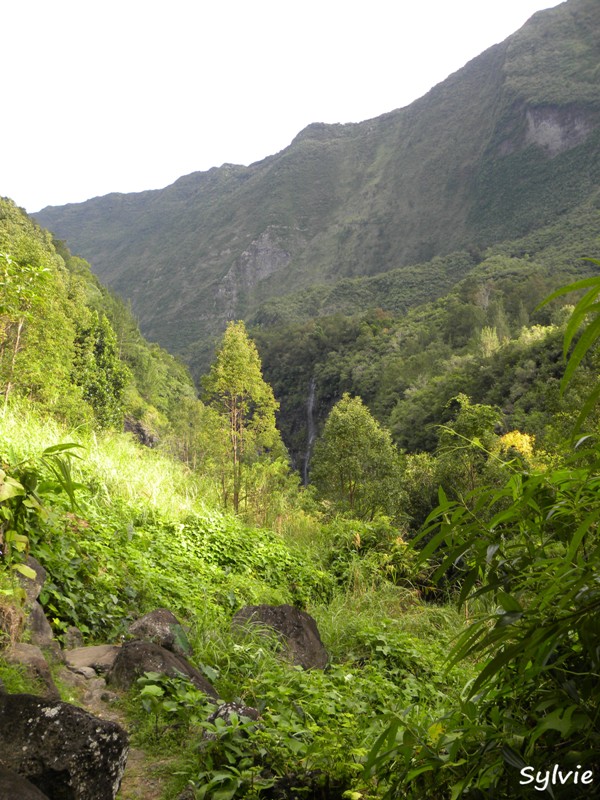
[
  {"xmin": 311, "ymin": 393, "xmax": 403, "ymax": 521},
  {"xmin": 435, "ymin": 393, "xmax": 502, "ymax": 495},
  {"xmin": 72, "ymin": 311, "xmax": 130, "ymax": 428},
  {"xmin": 0, "ymin": 252, "xmax": 50, "ymax": 402},
  {"xmin": 203, "ymin": 321, "xmax": 282, "ymax": 513}
]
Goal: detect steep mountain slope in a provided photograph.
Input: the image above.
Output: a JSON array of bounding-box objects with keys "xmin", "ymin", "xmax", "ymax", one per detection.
[{"xmin": 36, "ymin": 0, "xmax": 600, "ymax": 377}]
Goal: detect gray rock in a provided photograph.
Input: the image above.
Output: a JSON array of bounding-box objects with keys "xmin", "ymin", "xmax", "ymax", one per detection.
[
  {"xmin": 64, "ymin": 625, "xmax": 85, "ymax": 649},
  {"xmin": 65, "ymin": 644, "xmax": 120, "ymax": 675},
  {"xmin": 17, "ymin": 556, "xmax": 46, "ymax": 605},
  {"xmin": 0, "ymin": 693, "xmax": 128, "ymax": 800},
  {"xmin": 26, "ymin": 601, "xmax": 55, "ymax": 648},
  {"xmin": 70, "ymin": 665, "xmax": 98, "ymax": 679},
  {"xmin": 232, "ymin": 604, "xmax": 328, "ymax": 669},
  {"xmin": 5, "ymin": 643, "xmax": 59, "ymax": 699},
  {"xmin": 127, "ymin": 608, "xmax": 192, "ymax": 656},
  {"xmin": 0, "ymin": 767, "xmax": 50, "ymax": 799},
  {"xmin": 208, "ymin": 701, "xmax": 259, "ymax": 724},
  {"xmin": 107, "ymin": 640, "xmax": 218, "ymax": 697}
]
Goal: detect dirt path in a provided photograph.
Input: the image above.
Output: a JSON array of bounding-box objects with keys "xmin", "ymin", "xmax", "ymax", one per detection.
[{"xmin": 59, "ymin": 665, "xmax": 178, "ymax": 800}]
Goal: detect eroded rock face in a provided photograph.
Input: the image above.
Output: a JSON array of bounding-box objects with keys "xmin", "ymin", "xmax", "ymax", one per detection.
[
  {"xmin": 0, "ymin": 767, "xmax": 50, "ymax": 799},
  {"xmin": 107, "ymin": 640, "xmax": 218, "ymax": 698},
  {"xmin": 232, "ymin": 604, "xmax": 328, "ymax": 669},
  {"xmin": 524, "ymin": 105, "xmax": 593, "ymax": 157},
  {"xmin": 27, "ymin": 602, "xmax": 55, "ymax": 649},
  {"xmin": 0, "ymin": 693, "xmax": 128, "ymax": 800},
  {"xmin": 17, "ymin": 556, "xmax": 46, "ymax": 605},
  {"xmin": 127, "ymin": 609, "xmax": 191, "ymax": 656},
  {"xmin": 5, "ymin": 644, "xmax": 59, "ymax": 699},
  {"xmin": 215, "ymin": 226, "xmax": 296, "ymax": 317},
  {"xmin": 65, "ymin": 645, "xmax": 120, "ymax": 676},
  {"xmin": 124, "ymin": 416, "xmax": 157, "ymax": 448}
]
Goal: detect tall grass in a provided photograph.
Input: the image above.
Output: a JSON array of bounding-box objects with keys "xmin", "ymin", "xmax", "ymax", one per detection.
[{"xmin": 0, "ymin": 400, "xmax": 218, "ymax": 518}]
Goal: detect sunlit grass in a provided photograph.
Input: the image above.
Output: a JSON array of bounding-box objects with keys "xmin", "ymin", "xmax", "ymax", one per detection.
[{"xmin": 0, "ymin": 400, "xmax": 219, "ymax": 519}]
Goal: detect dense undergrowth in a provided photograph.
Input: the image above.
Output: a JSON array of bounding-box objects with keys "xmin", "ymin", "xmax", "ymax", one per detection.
[
  {"xmin": 2, "ymin": 198, "xmax": 600, "ymax": 798},
  {"xmin": 0, "ymin": 400, "xmax": 470, "ymax": 799}
]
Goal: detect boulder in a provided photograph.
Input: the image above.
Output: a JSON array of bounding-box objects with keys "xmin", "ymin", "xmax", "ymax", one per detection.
[
  {"xmin": 17, "ymin": 556, "xmax": 46, "ymax": 605},
  {"xmin": 106, "ymin": 640, "xmax": 218, "ymax": 698},
  {"xmin": 0, "ymin": 693, "xmax": 128, "ymax": 800},
  {"xmin": 5, "ymin": 644, "xmax": 59, "ymax": 699},
  {"xmin": 26, "ymin": 602, "xmax": 55, "ymax": 648},
  {"xmin": 207, "ymin": 701, "xmax": 260, "ymax": 724},
  {"xmin": 65, "ymin": 644, "xmax": 120, "ymax": 675},
  {"xmin": 16, "ymin": 557, "xmax": 57, "ymax": 649},
  {"xmin": 64, "ymin": 625, "xmax": 84, "ymax": 650},
  {"xmin": 127, "ymin": 608, "xmax": 192, "ymax": 656},
  {"xmin": 0, "ymin": 767, "xmax": 50, "ymax": 799},
  {"xmin": 201, "ymin": 701, "xmax": 260, "ymax": 741},
  {"xmin": 232, "ymin": 604, "xmax": 328, "ymax": 669}
]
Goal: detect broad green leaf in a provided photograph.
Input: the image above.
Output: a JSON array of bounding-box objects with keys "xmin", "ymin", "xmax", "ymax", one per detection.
[
  {"xmin": 497, "ymin": 592, "xmax": 523, "ymax": 613},
  {"xmin": 561, "ymin": 315, "xmax": 600, "ymax": 391},
  {"xmin": 0, "ymin": 474, "xmax": 25, "ymax": 502},
  {"xmin": 13, "ymin": 563, "xmax": 36, "ymax": 579},
  {"xmin": 537, "ymin": 274, "xmax": 600, "ymax": 310}
]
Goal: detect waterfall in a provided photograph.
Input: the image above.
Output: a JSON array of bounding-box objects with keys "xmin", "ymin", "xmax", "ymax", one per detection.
[{"xmin": 303, "ymin": 376, "xmax": 317, "ymax": 485}]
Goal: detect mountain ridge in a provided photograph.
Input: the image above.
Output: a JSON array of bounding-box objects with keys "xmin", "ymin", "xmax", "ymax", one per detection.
[{"xmin": 35, "ymin": 0, "xmax": 600, "ymax": 377}]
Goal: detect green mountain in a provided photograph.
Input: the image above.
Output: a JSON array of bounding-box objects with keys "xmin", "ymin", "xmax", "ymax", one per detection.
[
  {"xmin": 0, "ymin": 197, "xmax": 196, "ymax": 437},
  {"xmin": 36, "ymin": 0, "xmax": 600, "ymax": 379}
]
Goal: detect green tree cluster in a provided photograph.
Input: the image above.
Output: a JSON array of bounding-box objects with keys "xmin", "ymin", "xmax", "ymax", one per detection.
[
  {"xmin": 72, "ymin": 311, "xmax": 130, "ymax": 428},
  {"xmin": 0, "ymin": 198, "xmax": 199, "ymax": 441},
  {"xmin": 311, "ymin": 393, "xmax": 403, "ymax": 521},
  {"xmin": 203, "ymin": 321, "xmax": 286, "ymax": 515}
]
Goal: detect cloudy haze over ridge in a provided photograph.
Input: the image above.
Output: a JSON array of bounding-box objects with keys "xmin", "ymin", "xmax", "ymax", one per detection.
[{"xmin": 5, "ymin": 0, "xmax": 563, "ymax": 212}]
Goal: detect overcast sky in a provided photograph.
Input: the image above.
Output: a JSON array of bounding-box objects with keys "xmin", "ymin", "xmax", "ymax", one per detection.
[{"xmin": 5, "ymin": 0, "xmax": 564, "ymax": 213}]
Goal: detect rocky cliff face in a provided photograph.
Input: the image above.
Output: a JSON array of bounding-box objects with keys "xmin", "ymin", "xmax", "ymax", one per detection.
[
  {"xmin": 215, "ymin": 226, "xmax": 297, "ymax": 318},
  {"xmin": 524, "ymin": 105, "xmax": 594, "ymax": 156}
]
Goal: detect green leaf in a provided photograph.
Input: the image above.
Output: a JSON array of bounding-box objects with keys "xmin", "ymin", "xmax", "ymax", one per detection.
[
  {"xmin": 561, "ymin": 315, "xmax": 600, "ymax": 391},
  {"xmin": 42, "ymin": 442, "xmax": 83, "ymax": 456},
  {"xmin": 501, "ymin": 745, "xmax": 527, "ymax": 771},
  {"xmin": 497, "ymin": 592, "xmax": 522, "ymax": 613},
  {"xmin": 566, "ymin": 508, "xmax": 600, "ymax": 562},
  {"xmin": 13, "ymin": 563, "xmax": 36, "ymax": 580},
  {"xmin": 140, "ymin": 684, "xmax": 164, "ymax": 698},
  {"xmin": 536, "ymin": 275, "xmax": 600, "ymax": 310},
  {"xmin": 0, "ymin": 474, "xmax": 25, "ymax": 502}
]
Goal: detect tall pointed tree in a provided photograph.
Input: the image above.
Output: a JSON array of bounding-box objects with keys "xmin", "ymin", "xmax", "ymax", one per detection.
[{"xmin": 203, "ymin": 321, "xmax": 281, "ymax": 513}]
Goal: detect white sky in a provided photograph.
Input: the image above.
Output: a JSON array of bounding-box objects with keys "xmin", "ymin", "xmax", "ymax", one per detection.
[{"xmin": 4, "ymin": 0, "xmax": 564, "ymax": 213}]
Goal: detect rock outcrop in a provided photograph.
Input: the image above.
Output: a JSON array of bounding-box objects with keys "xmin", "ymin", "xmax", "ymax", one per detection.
[
  {"xmin": 232, "ymin": 604, "xmax": 328, "ymax": 669},
  {"xmin": 0, "ymin": 767, "xmax": 50, "ymax": 799},
  {"xmin": 5, "ymin": 644, "xmax": 59, "ymax": 699},
  {"xmin": 17, "ymin": 557, "xmax": 55, "ymax": 649},
  {"xmin": 107, "ymin": 640, "xmax": 218, "ymax": 698},
  {"xmin": 127, "ymin": 608, "xmax": 192, "ymax": 656},
  {"xmin": 0, "ymin": 693, "xmax": 128, "ymax": 800},
  {"xmin": 65, "ymin": 644, "xmax": 121, "ymax": 676}
]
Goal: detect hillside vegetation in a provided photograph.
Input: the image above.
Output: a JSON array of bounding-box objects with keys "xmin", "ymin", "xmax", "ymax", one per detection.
[{"xmin": 2, "ymin": 196, "xmax": 600, "ymax": 798}]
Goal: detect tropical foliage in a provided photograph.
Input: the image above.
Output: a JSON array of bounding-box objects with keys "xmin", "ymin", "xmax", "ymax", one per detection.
[{"xmin": 2, "ymin": 197, "xmax": 600, "ymax": 799}]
